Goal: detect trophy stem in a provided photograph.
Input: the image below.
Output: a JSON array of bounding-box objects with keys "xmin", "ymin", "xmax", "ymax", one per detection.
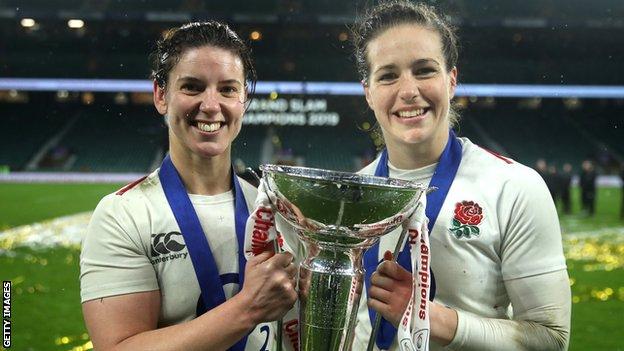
[
  {"xmin": 335, "ymin": 199, "xmax": 345, "ymax": 228},
  {"xmin": 298, "ymin": 244, "xmax": 364, "ymax": 351}
]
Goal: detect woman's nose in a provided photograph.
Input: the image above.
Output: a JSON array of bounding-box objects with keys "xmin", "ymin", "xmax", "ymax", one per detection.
[
  {"xmin": 398, "ymin": 76, "xmax": 420, "ymax": 103},
  {"xmin": 199, "ymin": 91, "xmax": 221, "ymax": 113}
]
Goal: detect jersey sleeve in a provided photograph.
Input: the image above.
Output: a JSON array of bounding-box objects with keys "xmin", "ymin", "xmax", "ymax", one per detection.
[
  {"xmin": 498, "ymin": 167, "xmax": 567, "ymax": 280},
  {"xmin": 80, "ymin": 194, "xmax": 159, "ymax": 303},
  {"xmin": 448, "ymin": 269, "xmax": 571, "ymax": 350}
]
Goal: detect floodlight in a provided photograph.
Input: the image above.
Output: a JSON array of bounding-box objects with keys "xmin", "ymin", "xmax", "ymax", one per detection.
[
  {"xmin": 20, "ymin": 18, "xmax": 36, "ymax": 28},
  {"xmin": 67, "ymin": 19, "xmax": 84, "ymax": 29}
]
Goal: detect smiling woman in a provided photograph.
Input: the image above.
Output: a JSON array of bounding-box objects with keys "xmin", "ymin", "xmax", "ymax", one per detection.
[
  {"xmin": 150, "ymin": 22, "xmax": 256, "ymax": 192},
  {"xmin": 154, "ymin": 45, "xmax": 247, "ymax": 172},
  {"xmin": 363, "ymin": 24, "xmax": 457, "ymax": 169},
  {"xmin": 79, "ymin": 21, "xmax": 297, "ymax": 351},
  {"xmin": 351, "ymin": 2, "xmax": 571, "ymax": 351}
]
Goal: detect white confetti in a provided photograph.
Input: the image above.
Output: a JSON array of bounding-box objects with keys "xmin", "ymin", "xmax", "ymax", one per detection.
[{"xmin": 0, "ymin": 212, "xmax": 92, "ymax": 250}]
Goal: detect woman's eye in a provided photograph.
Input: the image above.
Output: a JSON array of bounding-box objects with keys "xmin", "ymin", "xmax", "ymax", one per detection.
[
  {"xmin": 181, "ymin": 84, "xmax": 201, "ymax": 92},
  {"xmin": 220, "ymin": 86, "xmax": 239, "ymax": 95},
  {"xmin": 416, "ymin": 67, "xmax": 437, "ymax": 76},
  {"xmin": 378, "ymin": 73, "xmax": 397, "ymax": 81}
]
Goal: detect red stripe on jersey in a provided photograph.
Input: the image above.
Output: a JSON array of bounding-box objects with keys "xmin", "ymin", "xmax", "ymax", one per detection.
[
  {"xmin": 480, "ymin": 147, "xmax": 513, "ymax": 164},
  {"xmin": 115, "ymin": 176, "xmax": 148, "ymax": 195}
]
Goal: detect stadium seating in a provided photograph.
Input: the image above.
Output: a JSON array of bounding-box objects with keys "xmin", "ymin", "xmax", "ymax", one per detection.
[
  {"xmin": 232, "ymin": 125, "xmax": 267, "ymax": 168},
  {"xmin": 58, "ymin": 106, "xmax": 163, "ymax": 173},
  {"xmin": 274, "ymin": 125, "xmax": 374, "ymax": 171},
  {"xmin": 464, "ymin": 100, "xmax": 603, "ymax": 170},
  {"xmin": 567, "ymin": 102, "xmax": 624, "ymax": 157},
  {"xmin": 3, "ymin": 97, "xmax": 620, "ymax": 174},
  {"xmin": 0, "ymin": 104, "xmax": 67, "ymax": 171}
]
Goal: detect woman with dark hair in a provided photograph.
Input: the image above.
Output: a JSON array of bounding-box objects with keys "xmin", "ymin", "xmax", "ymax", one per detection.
[
  {"xmin": 351, "ymin": 2, "xmax": 571, "ymax": 350},
  {"xmin": 80, "ymin": 21, "xmax": 297, "ymax": 350}
]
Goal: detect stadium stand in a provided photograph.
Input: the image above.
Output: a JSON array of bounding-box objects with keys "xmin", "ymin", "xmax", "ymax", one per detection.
[
  {"xmin": 275, "ymin": 125, "xmax": 374, "ymax": 171},
  {"xmin": 0, "ymin": 0, "xmax": 622, "ymax": 176},
  {"xmin": 566, "ymin": 102, "xmax": 624, "ymax": 158},
  {"xmin": 465, "ymin": 100, "xmax": 606, "ymax": 170},
  {"xmin": 0, "ymin": 104, "xmax": 68, "ymax": 171},
  {"xmin": 232, "ymin": 124, "xmax": 268, "ymax": 169},
  {"xmin": 1, "ymin": 96, "xmax": 621, "ymax": 174},
  {"xmin": 56, "ymin": 106, "xmax": 163, "ymax": 173}
]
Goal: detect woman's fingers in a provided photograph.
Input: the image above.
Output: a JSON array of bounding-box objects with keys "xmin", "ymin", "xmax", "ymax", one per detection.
[
  {"xmin": 377, "ymin": 260, "xmax": 413, "ymax": 281},
  {"xmin": 370, "ymin": 271, "xmax": 398, "ymax": 290},
  {"xmin": 368, "ymin": 285, "xmax": 394, "ymax": 304}
]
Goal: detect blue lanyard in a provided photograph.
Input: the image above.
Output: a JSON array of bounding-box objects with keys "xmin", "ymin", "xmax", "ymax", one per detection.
[
  {"xmin": 159, "ymin": 154, "xmax": 250, "ymax": 351},
  {"xmin": 364, "ymin": 129, "xmax": 462, "ymax": 349}
]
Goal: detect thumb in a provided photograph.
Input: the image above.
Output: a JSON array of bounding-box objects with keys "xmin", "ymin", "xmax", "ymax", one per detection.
[
  {"xmin": 383, "ymin": 250, "xmax": 394, "ymax": 261},
  {"xmin": 247, "ymin": 249, "xmax": 274, "ymax": 267}
]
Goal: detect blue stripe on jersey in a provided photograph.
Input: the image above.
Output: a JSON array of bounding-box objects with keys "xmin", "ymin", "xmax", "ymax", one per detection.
[{"xmin": 220, "ymin": 273, "xmax": 239, "ymax": 285}]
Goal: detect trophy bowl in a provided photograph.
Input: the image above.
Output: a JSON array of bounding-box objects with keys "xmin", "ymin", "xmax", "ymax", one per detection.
[{"xmin": 260, "ymin": 165, "xmax": 426, "ymax": 351}]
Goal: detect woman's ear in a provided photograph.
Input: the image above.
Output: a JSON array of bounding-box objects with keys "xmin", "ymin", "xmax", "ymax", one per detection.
[
  {"xmin": 448, "ymin": 66, "xmax": 458, "ymax": 99},
  {"xmin": 153, "ymin": 80, "xmax": 168, "ymax": 115},
  {"xmin": 363, "ymin": 79, "xmax": 374, "ymax": 110},
  {"xmin": 242, "ymin": 86, "xmax": 249, "ymax": 108}
]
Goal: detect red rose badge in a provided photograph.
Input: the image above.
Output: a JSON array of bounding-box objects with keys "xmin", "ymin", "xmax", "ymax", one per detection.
[{"xmin": 450, "ymin": 201, "xmax": 483, "ymax": 238}]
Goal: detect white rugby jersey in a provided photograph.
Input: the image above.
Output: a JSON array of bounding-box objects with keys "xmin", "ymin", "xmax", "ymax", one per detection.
[
  {"xmin": 80, "ymin": 169, "xmax": 279, "ymax": 350},
  {"xmin": 352, "ymin": 137, "xmax": 567, "ymax": 351}
]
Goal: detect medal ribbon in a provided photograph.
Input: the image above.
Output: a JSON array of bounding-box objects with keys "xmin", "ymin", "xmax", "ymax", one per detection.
[
  {"xmin": 159, "ymin": 154, "xmax": 250, "ymax": 351},
  {"xmin": 364, "ymin": 129, "xmax": 462, "ymax": 349}
]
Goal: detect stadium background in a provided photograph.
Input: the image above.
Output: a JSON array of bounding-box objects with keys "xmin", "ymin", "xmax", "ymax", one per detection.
[{"xmin": 0, "ymin": 0, "xmax": 622, "ymax": 350}]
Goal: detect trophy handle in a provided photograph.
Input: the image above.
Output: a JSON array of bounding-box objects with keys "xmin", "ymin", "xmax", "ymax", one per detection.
[
  {"xmin": 246, "ymin": 167, "xmax": 261, "ymax": 183},
  {"xmin": 427, "ymin": 186, "xmax": 438, "ymax": 195},
  {"xmin": 246, "ymin": 167, "xmax": 284, "ymax": 351}
]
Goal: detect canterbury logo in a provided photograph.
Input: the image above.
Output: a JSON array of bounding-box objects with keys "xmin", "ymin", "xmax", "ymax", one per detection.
[{"xmin": 151, "ymin": 232, "xmax": 186, "ymax": 257}]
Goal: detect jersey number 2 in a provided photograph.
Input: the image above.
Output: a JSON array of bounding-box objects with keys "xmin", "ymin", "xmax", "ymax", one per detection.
[{"xmin": 259, "ymin": 325, "xmax": 270, "ymax": 351}]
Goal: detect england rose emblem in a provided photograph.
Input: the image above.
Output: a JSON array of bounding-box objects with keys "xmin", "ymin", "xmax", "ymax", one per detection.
[{"xmin": 449, "ymin": 201, "xmax": 483, "ymax": 238}]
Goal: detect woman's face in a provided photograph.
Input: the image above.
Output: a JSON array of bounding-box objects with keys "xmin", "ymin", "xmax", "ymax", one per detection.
[
  {"xmin": 364, "ymin": 24, "xmax": 457, "ymax": 150},
  {"xmin": 153, "ymin": 45, "xmax": 246, "ymax": 159}
]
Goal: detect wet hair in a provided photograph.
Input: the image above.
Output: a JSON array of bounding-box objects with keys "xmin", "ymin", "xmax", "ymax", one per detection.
[
  {"xmin": 150, "ymin": 21, "xmax": 256, "ymax": 96},
  {"xmin": 352, "ymin": 0, "xmax": 458, "ymax": 83},
  {"xmin": 352, "ymin": 0, "xmax": 460, "ymax": 129}
]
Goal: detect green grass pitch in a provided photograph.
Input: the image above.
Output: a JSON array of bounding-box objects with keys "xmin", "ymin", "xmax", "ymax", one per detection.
[{"xmin": 0, "ymin": 183, "xmax": 622, "ymax": 350}]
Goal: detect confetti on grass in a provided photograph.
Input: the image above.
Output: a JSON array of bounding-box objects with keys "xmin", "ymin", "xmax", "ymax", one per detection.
[
  {"xmin": 564, "ymin": 228, "xmax": 624, "ymax": 302},
  {"xmin": 0, "ymin": 212, "xmax": 91, "ymax": 251}
]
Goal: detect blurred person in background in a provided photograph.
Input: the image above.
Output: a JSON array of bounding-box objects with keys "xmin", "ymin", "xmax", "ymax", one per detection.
[
  {"xmin": 80, "ymin": 21, "xmax": 296, "ymax": 350},
  {"xmin": 548, "ymin": 164, "xmax": 561, "ymax": 205},
  {"xmin": 535, "ymin": 158, "xmax": 558, "ymax": 201},
  {"xmin": 535, "ymin": 158, "xmax": 548, "ymax": 179},
  {"xmin": 350, "ymin": 1, "xmax": 570, "ymax": 350},
  {"xmin": 560, "ymin": 163, "xmax": 573, "ymax": 215},
  {"xmin": 580, "ymin": 159, "xmax": 597, "ymax": 216}
]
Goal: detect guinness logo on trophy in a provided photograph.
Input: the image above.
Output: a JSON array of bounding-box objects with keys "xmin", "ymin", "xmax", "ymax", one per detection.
[{"xmin": 261, "ymin": 165, "xmax": 426, "ymax": 351}]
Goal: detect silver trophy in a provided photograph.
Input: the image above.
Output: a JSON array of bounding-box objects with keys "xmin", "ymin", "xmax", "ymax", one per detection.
[{"xmin": 261, "ymin": 165, "xmax": 426, "ymax": 351}]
